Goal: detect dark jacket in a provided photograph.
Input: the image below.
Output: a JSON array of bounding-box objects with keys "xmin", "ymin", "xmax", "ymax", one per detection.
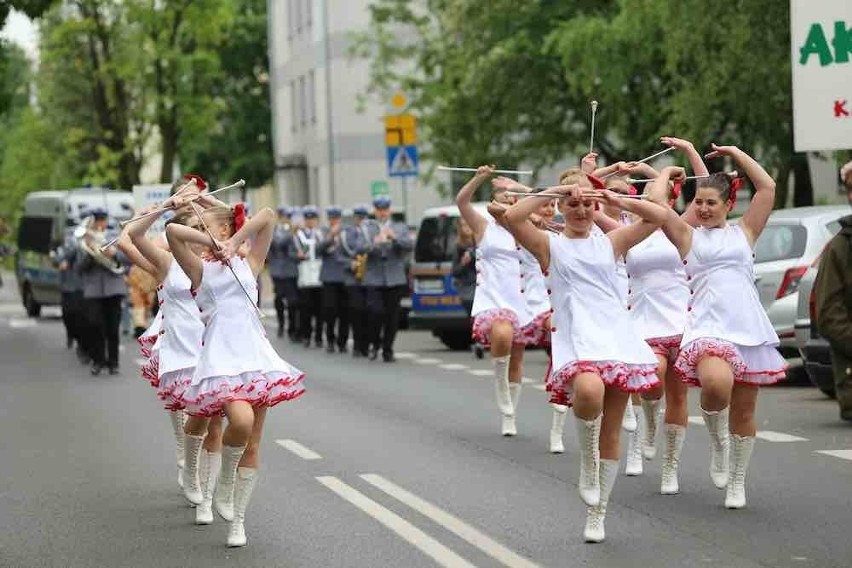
[
  {"xmin": 362, "ymin": 219, "xmax": 413, "ymax": 288},
  {"xmin": 451, "ymin": 245, "xmax": 477, "ymax": 304},
  {"xmin": 815, "ymin": 214, "xmax": 852, "ymax": 357},
  {"xmin": 79, "ymin": 228, "xmax": 128, "ymax": 299},
  {"xmin": 318, "ymin": 224, "xmax": 348, "ymax": 284},
  {"xmin": 267, "ymin": 224, "xmax": 298, "ymax": 279}
]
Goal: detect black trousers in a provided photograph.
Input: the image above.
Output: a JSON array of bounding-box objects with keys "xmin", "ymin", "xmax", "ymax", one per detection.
[
  {"xmin": 273, "ymin": 277, "xmax": 299, "ymax": 337},
  {"xmin": 322, "ymin": 282, "xmax": 350, "ymax": 348},
  {"xmin": 347, "ymin": 285, "xmax": 368, "ymax": 354},
  {"xmin": 61, "ymin": 290, "xmax": 85, "ymax": 345},
  {"xmin": 84, "ymin": 295, "xmax": 123, "ymax": 367},
  {"xmin": 298, "ymin": 286, "xmax": 323, "ymax": 343},
  {"xmin": 366, "ymin": 285, "xmax": 407, "ymax": 355}
]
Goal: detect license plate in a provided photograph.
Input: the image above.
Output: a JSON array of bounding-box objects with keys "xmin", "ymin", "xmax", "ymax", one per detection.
[{"xmin": 414, "ymin": 278, "xmax": 445, "ymax": 294}]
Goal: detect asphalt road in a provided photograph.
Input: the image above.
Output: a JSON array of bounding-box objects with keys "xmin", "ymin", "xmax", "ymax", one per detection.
[{"xmin": 1, "ymin": 278, "xmax": 851, "ymax": 568}]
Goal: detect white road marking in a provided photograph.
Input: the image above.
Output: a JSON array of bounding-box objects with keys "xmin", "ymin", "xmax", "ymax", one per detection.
[
  {"xmin": 119, "ymin": 344, "xmax": 126, "ymax": 352},
  {"xmin": 521, "ymin": 377, "xmax": 538, "ymax": 385},
  {"xmin": 275, "ymin": 439, "xmax": 322, "ymax": 460},
  {"xmin": 9, "ymin": 318, "xmax": 36, "ymax": 329},
  {"xmin": 529, "ymin": 384, "xmax": 546, "ymax": 392},
  {"xmin": 815, "ymin": 449, "xmax": 852, "ymax": 461},
  {"xmin": 395, "ymin": 352, "xmax": 417, "ymax": 359},
  {"xmin": 755, "ymin": 431, "xmax": 808, "ymax": 443},
  {"xmin": 439, "ymin": 363, "xmax": 469, "ymax": 371},
  {"xmin": 316, "ymin": 476, "xmax": 475, "ymax": 568},
  {"xmin": 361, "ymin": 474, "xmax": 540, "ymax": 568},
  {"xmin": 134, "ymin": 358, "xmax": 148, "ymax": 367},
  {"xmin": 687, "ymin": 416, "xmax": 704, "ymax": 425},
  {"xmin": 467, "ymin": 369, "xmax": 492, "ymax": 377},
  {"xmin": 415, "ymin": 358, "xmax": 443, "ymax": 365}
]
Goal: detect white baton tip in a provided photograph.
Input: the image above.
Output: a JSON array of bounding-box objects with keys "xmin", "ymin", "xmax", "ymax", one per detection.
[{"xmin": 591, "ymin": 100, "xmax": 599, "ymax": 109}]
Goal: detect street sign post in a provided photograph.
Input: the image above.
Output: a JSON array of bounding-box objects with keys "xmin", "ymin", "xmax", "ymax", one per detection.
[
  {"xmin": 371, "ymin": 180, "xmax": 390, "ymax": 198},
  {"xmin": 385, "ymin": 107, "xmax": 418, "ymax": 222}
]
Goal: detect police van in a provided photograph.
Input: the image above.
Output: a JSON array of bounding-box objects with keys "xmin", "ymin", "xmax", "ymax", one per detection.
[
  {"xmin": 409, "ymin": 203, "xmax": 489, "ymax": 350},
  {"xmin": 15, "ymin": 188, "xmax": 133, "ymax": 316}
]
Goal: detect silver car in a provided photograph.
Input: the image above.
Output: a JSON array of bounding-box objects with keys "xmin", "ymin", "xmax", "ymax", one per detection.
[
  {"xmin": 793, "ymin": 266, "xmax": 836, "ymax": 397},
  {"xmin": 752, "ymin": 205, "xmax": 849, "ymax": 356}
]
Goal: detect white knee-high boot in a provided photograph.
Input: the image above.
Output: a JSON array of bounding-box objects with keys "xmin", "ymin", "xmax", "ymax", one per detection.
[
  {"xmin": 227, "ymin": 467, "xmax": 259, "ymax": 547},
  {"xmin": 182, "ymin": 434, "xmax": 205, "ymax": 505},
  {"xmin": 549, "ymin": 404, "xmax": 568, "ymax": 453},
  {"xmin": 621, "ymin": 401, "xmax": 637, "ymax": 432},
  {"xmin": 214, "ymin": 445, "xmax": 246, "ymax": 521},
  {"xmin": 583, "ymin": 459, "xmax": 619, "ymax": 543},
  {"xmin": 725, "ymin": 435, "xmax": 755, "ymax": 509},
  {"xmin": 625, "ymin": 405, "xmax": 644, "ymax": 476},
  {"xmin": 576, "ymin": 414, "xmax": 602, "ymax": 507},
  {"xmin": 640, "ymin": 398, "xmax": 661, "ymax": 459},
  {"xmin": 701, "ymin": 407, "xmax": 730, "ymax": 489},
  {"xmin": 169, "ymin": 411, "xmax": 186, "ymax": 488},
  {"xmin": 493, "ymin": 356, "xmax": 513, "ymax": 417},
  {"xmin": 660, "ymin": 424, "xmax": 686, "ymax": 495},
  {"xmin": 503, "ymin": 383, "xmax": 522, "ymax": 436},
  {"xmin": 195, "ymin": 449, "xmax": 221, "ymax": 524}
]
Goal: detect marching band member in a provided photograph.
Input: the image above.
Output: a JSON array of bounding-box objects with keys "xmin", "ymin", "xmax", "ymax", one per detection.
[
  {"xmin": 456, "ymin": 167, "xmax": 532, "ymax": 436},
  {"xmin": 268, "ymin": 207, "xmax": 300, "ymax": 341},
  {"xmin": 318, "ymin": 206, "xmax": 350, "ymax": 353},
  {"xmin": 504, "ymin": 174, "xmax": 667, "ymax": 543},
  {"xmin": 291, "ymin": 206, "xmax": 324, "ymax": 348},
  {"xmin": 167, "ymin": 205, "xmax": 305, "ymax": 547},
  {"xmin": 341, "ymin": 205, "xmax": 371, "ymax": 358}
]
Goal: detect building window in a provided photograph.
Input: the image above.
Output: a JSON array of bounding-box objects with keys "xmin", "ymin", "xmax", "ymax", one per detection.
[
  {"xmin": 308, "ymin": 70, "xmax": 316, "ymax": 124},
  {"xmin": 299, "ymin": 75, "xmax": 307, "ymax": 127},
  {"xmin": 290, "ymin": 80, "xmax": 297, "ymax": 132}
]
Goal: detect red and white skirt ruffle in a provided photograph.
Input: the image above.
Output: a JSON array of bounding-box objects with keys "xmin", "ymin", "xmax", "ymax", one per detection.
[
  {"xmin": 137, "ymin": 334, "xmax": 158, "ymax": 359},
  {"xmin": 141, "ymin": 353, "xmax": 160, "ymax": 388},
  {"xmin": 174, "ymin": 370, "xmax": 306, "ymax": 418},
  {"xmin": 674, "ymin": 337, "xmax": 788, "ymax": 386},
  {"xmin": 471, "ymin": 309, "xmax": 524, "ymax": 347},
  {"xmin": 156, "ymin": 368, "xmax": 193, "ymax": 411},
  {"xmin": 547, "ymin": 360, "xmax": 660, "ymax": 407},
  {"xmin": 646, "ymin": 334, "xmax": 682, "ymax": 362},
  {"xmin": 520, "ymin": 311, "xmax": 551, "ymax": 348}
]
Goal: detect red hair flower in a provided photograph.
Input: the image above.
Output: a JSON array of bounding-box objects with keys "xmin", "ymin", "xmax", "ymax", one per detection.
[
  {"xmin": 233, "ymin": 203, "xmax": 247, "ymax": 232},
  {"xmin": 729, "ymin": 178, "xmax": 744, "ymax": 207},
  {"xmin": 672, "ymin": 180, "xmax": 682, "ymax": 200},
  {"xmin": 587, "ymin": 174, "xmax": 606, "ymax": 190},
  {"xmin": 184, "ymin": 173, "xmax": 207, "ymax": 191}
]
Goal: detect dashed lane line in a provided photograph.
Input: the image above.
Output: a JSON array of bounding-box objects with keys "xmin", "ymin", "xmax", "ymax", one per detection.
[
  {"xmin": 815, "ymin": 449, "xmax": 852, "ymax": 461},
  {"xmin": 8, "ymin": 318, "xmax": 36, "ymax": 329},
  {"xmin": 361, "ymin": 474, "xmax": 540, "ymax": 568},
  {"xmin": 316, "ymin": 476, "xmax": 476, "ymax": 568},
  {"xmin": 687, "ymin": 416, "xmax": 704, "ymax": 425},
  {"xmin": 275, "ymin": 439, "xmax": 322, "ymax": 461},
  {"xmin": 467, "ymin": 369, "xmax": 492, "ymax": 377},
  {"xmin": 415, "ymin": 358, "xmax": 444, "ymax": 365},
  {"xmin": 439, "ymin": 363, "xmax": 469, "ymax": 371},
  {"xmin": 395, "ymin": 352, "xmax": 417, "ymax": 360},
  {"xmin": 755, "ymin": 431, "xmax": 808, "ymax": 443},
  {"xmin": 134, "ymin": 358, "xmax": 148, "ymax": 367}
]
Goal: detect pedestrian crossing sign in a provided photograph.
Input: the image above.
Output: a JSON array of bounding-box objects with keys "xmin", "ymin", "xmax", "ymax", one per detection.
[{"xmin": 387, "ymin": 145, "xmax": 419, "ymax": 178}]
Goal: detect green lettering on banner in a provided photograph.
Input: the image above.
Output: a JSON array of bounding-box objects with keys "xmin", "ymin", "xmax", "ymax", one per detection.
[
  {"xmin": 799, "ymin": 23, "xmax": 833, "ymax": 66},
  {"xmin": 832, "ymin": 21, "xmax": 852, "ymax": 64}
]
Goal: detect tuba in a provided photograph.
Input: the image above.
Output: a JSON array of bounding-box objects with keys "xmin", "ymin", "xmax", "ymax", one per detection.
[{"xmin": 75, "ymin": 216, "xmax": 125, "ymax": 275}]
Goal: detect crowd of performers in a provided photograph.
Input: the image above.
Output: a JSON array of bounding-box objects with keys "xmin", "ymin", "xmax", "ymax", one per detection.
[{"xmin": 459, "ymin": 136, "xmax": 786, "ymax": 543}]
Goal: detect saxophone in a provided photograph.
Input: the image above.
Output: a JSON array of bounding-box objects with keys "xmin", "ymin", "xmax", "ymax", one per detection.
[{"xmin": 354, "ymin": 253, "xmax": 368, "ymax": 282}]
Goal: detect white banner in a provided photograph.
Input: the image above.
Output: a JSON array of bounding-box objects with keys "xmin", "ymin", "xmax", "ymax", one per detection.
[
  {"xmin": 132, "ymin": 184, "xmax": 172, "ymax": 238},
  {"xmin": 791, "ymin": 0, "xmax": 852, "ymax": 151}
]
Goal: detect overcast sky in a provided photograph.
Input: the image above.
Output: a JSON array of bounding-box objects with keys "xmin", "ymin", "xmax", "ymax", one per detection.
[{"xmin": 1, "ymin": 10, "xmax": 38, "ymax": 60}]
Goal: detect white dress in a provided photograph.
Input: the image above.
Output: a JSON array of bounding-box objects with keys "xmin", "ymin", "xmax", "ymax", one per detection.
[
  {"xmin": 154, "ymin": 261, "xmax": 205, "ymax": 410},
  {"xmin": 674, "ymin": 225, "xmax": 787, "ymax": 385},
  {"xmin": 626, "ymin": 230, "xmax": 690, "ymax": 360},
  {"xmin": 519, "ymin": 246, "xmax": 551, "ymax": 346},
  {"xmin": 471, "ymin": 214, "xmax": 533, "ymax": 346},
  {"xmin": 176, "ymin": 257, "xmax": 305, "ymax": 416},
  {"xmin": 546, "ymin": 233, "xmax": 659, "ymax": 405}
]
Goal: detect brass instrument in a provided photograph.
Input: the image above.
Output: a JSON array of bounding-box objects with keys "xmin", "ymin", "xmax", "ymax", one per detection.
[
  {"xmin": 353, "ymin": 253, "xmax": 368, "ymax": 282},
  {"xmin": 74, "ymin": 216, "xmax": 125, "ymax": 275}
]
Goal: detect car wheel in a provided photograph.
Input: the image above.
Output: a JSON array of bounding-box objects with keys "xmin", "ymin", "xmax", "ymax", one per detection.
[
  {"xmin": 438, "ymin": 331, "xmax": 472, "ymax": 351},
  {"xmin": 23, "ymin": 285, "xmax": 41, "ymax": 318}
]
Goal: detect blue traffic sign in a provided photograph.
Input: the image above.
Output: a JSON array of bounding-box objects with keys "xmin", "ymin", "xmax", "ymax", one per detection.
[{"xmin": 387, "ymin": 145, "xmax": 419, "ymax": 178}]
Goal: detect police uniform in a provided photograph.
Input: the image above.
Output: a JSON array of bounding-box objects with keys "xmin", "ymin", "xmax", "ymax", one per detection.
[
  {"xmin": 362, "ymin": 197, "xmax": 413, "ymax": 362},
  {"xmin": 290, "ymin": 206, "xmax": 324, "ymax": 347},
  {"xmin": 318, "ymin": 207, "xmax": 350, "ymax": 353},
  {"xmin": 79, "ymin": 209, "xmax": 128, "ymax": 375},
  {"xmin": 57, "ymin": 227, "xmax": 87, "ymax": 359},
  {"xmin": 341, "ymin": 206, "xmax": 371, "ymax": 357},
  {"xmin": 268, "ymin": 207, "xmax": 300, "ymax": 340}
]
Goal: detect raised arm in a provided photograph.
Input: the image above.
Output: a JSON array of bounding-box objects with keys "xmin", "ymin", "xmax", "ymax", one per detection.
[
  {"xmin": 643, "ymin": 166, "xmax": 694, "ymax": 259},
  {"xmin": 605, "ymin": 191, "xmax": 669, "ymax": 258},
  {"xmin": 504, "ymin": 187, "xmax": 575, "ymax": 272},
  {"xmin": 225, "ymin": 207, "xmax": 276, "ymax": 277},
  {"xmin": 454, "ymin": 166, "xmax": 493, "ymax": 243},
  {"xmin": 708, "ymin": 144, "xmax": 775, "ymax": 246},
  {"xmin": 165, "ymin": 223, "xmax": 210, "ymax": 290},
  {"xmin": 661, "ymin": 136, "xmax": 708, "ymax": 177},
  {"xmin": 116, "ymin": 230, "xmax": 159, "ymax": 277},
  {"xmin": 127, "ymin": 204, "xmax": 177, "ymax": 281},
  {"xmin": 592, "ymin": 161, "xmax": 626, "ymax": 179}
]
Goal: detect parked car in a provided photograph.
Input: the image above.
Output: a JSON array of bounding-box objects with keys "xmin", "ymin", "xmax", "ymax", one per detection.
[
  {"xmin": 794, "ymin": 265, "xmax": 837, "ymax": 398},
  {"xmin": 752, "ymin": 205, "xmax": 848, "ymax": 357}
]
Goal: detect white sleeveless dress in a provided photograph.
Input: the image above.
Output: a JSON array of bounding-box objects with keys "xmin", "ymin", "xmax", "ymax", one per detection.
[
  {"xmin": 471, "ymin": 214, "xmax": 533, "ymax": 346},
  {"xmin": 626, "ymin": 230, "xmax": 690, "ymax": 361},
  {"xmin": 176, "ymin": 257, "xmax": 305, "ymax": 416},
  {"xmin": 138, "ymin": 305, "xmax": 163, "ymax": 387},
  {"xmin": 152, "ymin": 261, "xmax": 205, "ymax": 410},
  {"xmin": 673, "ymin": 225, "xmax": 787, "ymax": 385},
  {"xmin": 519, "ymin": 246, "xmax": 551, "ymax": 347},
  {"xmin": 546, "ymin": 233, "xmax": 659, "ymax": 406}
]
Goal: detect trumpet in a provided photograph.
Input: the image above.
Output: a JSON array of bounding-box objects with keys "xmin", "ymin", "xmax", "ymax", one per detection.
[
  {"xmin": 353, "ymin": 253, "xmax": 368, "ymax": 282},
  {"xmin": 75, "ymin": 216, "xmax": 124, "ymax": 275}
]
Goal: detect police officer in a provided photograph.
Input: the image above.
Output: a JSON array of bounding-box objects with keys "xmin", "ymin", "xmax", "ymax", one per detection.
[
  {"xmin": 268, "ymin": 207, "xmax": 300, "ymax": 340},
  {"xmin": 362, "ymin": 197, "xmax": 414, "ymax": 362},
  {"xmin": 291, "ymin": 206, "xmax": 324, "ymax": 347},
  {"xmin": 56, "ymin": 225, "xmax": 87, "ymax": 361},
  {"xmin": 318, "ymin": 206, "xmax": 350, "ymax": 353},
  {"xmin": 79, "ymin": 208, "xmax": 128, "ymax": 375},
  {"xmin": 341, "ymin": 205, "xmax": 370, "ymax": 358}
]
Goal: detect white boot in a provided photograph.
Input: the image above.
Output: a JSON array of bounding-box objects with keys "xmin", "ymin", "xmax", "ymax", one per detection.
[
  {"xmin": 624, "ymin": 407, "xmax": 644, "ymax": 476},
  {"xmin": 182, "ymin": 434, "xmax": 205, "ymax": 505},
  {"xmin": 195, "ymin": 450, "xmax": 221, "ymax": 525},
  {"xmin": 493, "ymin": 356, "xmax": 513, "ymax": 417},
  {"xmin": 725, "ymin": 435, "xmax": 755, "ymax": 509},
  {"xmin": 502, "ymin": 383, "xmax": 522, "ymax": 436},
  {"xmin": 169, "ymin": 411, "xmax": 186, "ymax": 489},
  {"xmin": 227, "ymin": 467, "xmax": 259, "ymax": 547},
  {"xmin": 660, "ymin": 424, "xmax": 686, "ymax": 495},
  {"xmin": 549, "ymin": 404, "xmax": 568, "ymax": 454},
  {"xmin": 214, "ymin": 445, "xmax": 246, "ymax": 521},
  {"xmin": 702, "ymin": 407, "xmax": 730, "ymax": 489},
  {"xmin": 621, "ymin": 401, "xmax": 637, "ymax": 432},
  {"xmin": 640, "ymin": 398, "xmax": 661, "ymax": 460},
  {"xmin": 583, "ymin": 459, "xmax": 619, "ymax": 543},
  {"xmin": 576, "ymin": 415, "xmax": 602, "ymax": 507}
]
